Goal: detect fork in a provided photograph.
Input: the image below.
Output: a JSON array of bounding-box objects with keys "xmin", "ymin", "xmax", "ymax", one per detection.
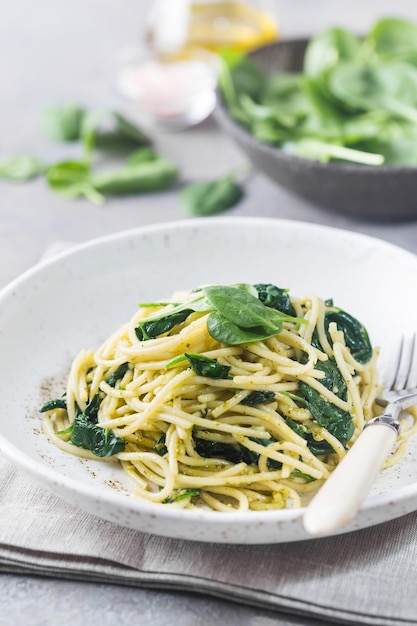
[{"xmin": 303, "ymin": 334, "xmax": 417, "ymax": 536}]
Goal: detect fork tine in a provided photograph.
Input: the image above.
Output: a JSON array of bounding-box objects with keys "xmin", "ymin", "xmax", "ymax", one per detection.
[
  {"xmin": 405, "ymin": 333, "xmax": 417, "ymax": 390},
  {"xmin": 384, "ymin": 336, "xmax": 404, "ymax": 391},
  {"xmin": 392, "ymin": 334, "xmax": 416, "ymax": 391}
]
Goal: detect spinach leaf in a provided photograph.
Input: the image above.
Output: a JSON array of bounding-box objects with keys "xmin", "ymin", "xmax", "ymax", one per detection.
[
  {"xmin": 153, "ymin": 434, "xmax": 168, "ymax": 456},
  {"xmin": 325, "ymin": 308, "xmax": 373, "ymax": 364},
  {"xmin": 207, "ymin": 311, "xmax": 281, "ymax": 345},
  {"xmin": 164, "ymin": 489, "xmax": 201, "ymax": 503},
  {"xmin": 45, "ymin": 160, "xmax": 104, "ymax": 204},
  {"xmin": 286, "ymin": 417, "xmax": 334, "ymax": 456},
  {"xmin": 241, "ymin": 390, "xmax": 275, "ymax": 406},
  {"xmin": 126, "ymin": 148, "xmax": 159, "ymax": 166},
  {"xmin": 39, "ymin": 398, "xmax": 67, "ymax": 412},
  {"xmin": 81, "ymin": 110, "xmax": 149, "ymax": 162},
  {"xmin": 283, "ymin": 139, "xmax": 384, "ymax": 166},
  {"xmin": 106, "ymin": 362, "xmax": 129, "ymax": 387},
  {"xmin": 230, "ymin": 57, "xmax": 265, "ymax": 101},
  {"xmin": 40, "ymin": 104, "xmax": 85, "ymax": 141},
  {"xmin": 135, "ymin": 308, "xmax": 193, "ymax": 340},
  {"xmin": 203, "ymin": 285, "xmax": 288, "ymax": 332},
  {"xmin": 71, "ymin": 413, "xmax": 126, "ymax": 457},
  {"xmin": 218, "ymin": 18, "xmax": 417, "ymax": 166},
  {"xmin": 91, "ymin": 158, "xmax": 178, "ymax": 195},
  {"xmin": 194, "ymin": 432, "xmax": 284, "ymax": 469},
  {"xmin": 248, "ymin": 437, "xmax": 282, "ymax": 469},
  {"xmin": 113, "ymin": 112, "xmax": 150, "ymax": 145},
  {"xmin": 184, "ymin": 353, "xmax": 231, "ymax": 379},
  {"xmin": 261, "ymin": 73, "xmax": 313, "ymax": 118},
  {"xmin": 180, "ymin": 174, "xmax": 244, "ymax": 216},
  {"xmin": 254, "ymin": 283, "xmax": 293, "ymax": 315},
  {"xmin": 303, "ymin": 27, "xmax": 362, "ymax": 78},
  {"xmin": 290, "ymin": 468, "xmax": 316, "ymax": 482},
  {"xmin": 327, "ymin": 62, "xmax": 417, "ymax": 125},
  {"xmin": 314, "ymin": 358, "xmax": 347, "ymax": 400},
  {"xmin": 0, "ymin": 156, "xmax": 44, "ymax": 181},
  {"xmin": 368, "ymin": 17, "xmax": 417, "ymax": 61},
  {"xmin": 203, "ymin": 284, "xmax": 304, "ymax": 345},
  {"xmin": 136, "ymin": 283, "xmax": 302, "ymax": 347},
  {"xmin": 83, "ymin": 393, "xmax": 101, "ymax": 422},
  {"xmin": 368, "ymin": 135, "xmax": 417, "ymax": 166},
  {"xmin": 194, "ymin": 437, "xmax": 249, "ymax": 464},
  {"xmin": 299, "ymin": 382, "xmax": 354, "ymax": 446},
  {"xmin": 70, "ymin": 393, "xmax": 125, "ymax": 457}
]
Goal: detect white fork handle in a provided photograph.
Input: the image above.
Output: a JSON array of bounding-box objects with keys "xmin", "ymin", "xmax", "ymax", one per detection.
[{"xmin": 303, "ymin": 423, "xmax": 397, "ymax": 536}]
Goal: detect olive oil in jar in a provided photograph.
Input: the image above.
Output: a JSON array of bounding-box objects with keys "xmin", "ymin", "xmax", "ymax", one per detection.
[{"xmin": 187, "ymin": 1, "xmax": 279, "ymax": 52}]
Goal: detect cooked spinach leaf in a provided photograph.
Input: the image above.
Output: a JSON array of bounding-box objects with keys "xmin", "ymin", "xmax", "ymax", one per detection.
[
  {"xmin": 83, "ymin": 393, "xmax": 101, "ymax": 422},
  {"xmin": 40, "ymin": 398, "xmax": 67, "ymax": 412},
  {"xmin": 71, "ymin": 413, "xmax": 126, "ymax": 457},
  {"xmin": 241, "ymin": 390, "xmax": 275, "ymax": 406},
  {"xmin": 194, "ymin": 437, "xmax": 249, "ymax": 464},
  {"xmin": 194, "ymin": 434, "xmax": 280, "ymax": 468},
  {"xmin": 153, "ymin": 434, "xmax": 168, "ymax": 456},
  {"xmin": 286, "ymin": 417, "xmax": 334, "ymax": 456},
  {"xmin": 164, "ymin": 488, "xmax": 201, "ymax": 503},
  {"xmin": 299, "ymin": 382, "xmax": 354, "ymax": 446},
  {"xmin": 70, "ymin": 393, "xmax": 125, "ymax": 457},
  {"xmin": 325, "ymin": 308, "xmax": 373, "ymax": 363},
  {"xmin": 254, "ymin": 283, "xmax": 294, "ymax": 315},
  {"xmin": 290, "ymin": 468, "xmax": 316, "ymax": 482},
  {"xmin": 106, "ymin": 362, "xmax": 129, "ymax": 387},
  {"xmin": 135, "ymin": 308, "xmax": 193, "ymax": 340},
  {"xmin": 314, "ymin": 358, "xmax": 347, "ymax": 400},
  {"xmin": 184, "ymin": 353, "xmax": 231, "ymax": 379}
]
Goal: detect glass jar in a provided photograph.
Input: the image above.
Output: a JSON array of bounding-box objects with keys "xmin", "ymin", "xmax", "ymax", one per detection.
[{"xmin": 186, "ymin": 1, "xmax": 279, "ymax": 52}]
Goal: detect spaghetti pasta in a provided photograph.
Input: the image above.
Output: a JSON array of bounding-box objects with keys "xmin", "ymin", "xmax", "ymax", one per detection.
[{"xmin": 41, "ymin": 282, "xmax": 412, "ymax": 511}]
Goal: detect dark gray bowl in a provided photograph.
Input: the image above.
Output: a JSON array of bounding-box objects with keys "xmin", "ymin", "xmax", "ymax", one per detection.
[{"xmin": 214, "ymin": 38, "xmax": 417, "ymax": 222}]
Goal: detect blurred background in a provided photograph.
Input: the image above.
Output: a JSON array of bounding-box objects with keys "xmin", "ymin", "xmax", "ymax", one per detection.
[
  {"xmin": 2, "ymin": 1, "xmax": 417, "ymax": 276},
  {"xmin": 2, "ymin": 0, "xmax": 417, "ymax": 279}
]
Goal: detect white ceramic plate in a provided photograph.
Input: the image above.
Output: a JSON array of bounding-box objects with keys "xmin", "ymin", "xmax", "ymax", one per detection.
[{"xmin": 1, "ymin": 217, "xmax": 417, "ymax": 544}]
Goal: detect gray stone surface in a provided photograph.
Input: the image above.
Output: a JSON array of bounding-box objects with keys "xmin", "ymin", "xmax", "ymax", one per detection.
[{"xmin": 2, "ymin": 1, "xmax": 417, "ymax": 624}]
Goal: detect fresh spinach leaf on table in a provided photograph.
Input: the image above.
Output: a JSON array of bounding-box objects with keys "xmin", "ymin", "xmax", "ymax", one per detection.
[
  {"xmin": 91, "ymin": 157, "xmax": 178, "ymax": 195},
  {"xmin": 45, "ymin": 160, "xmax": 105, "ymax": 204},
  {"xmin": 0, "ymin": 155, "xmax": 44, "ymax": 181},
  {"xmin": 40, "ymin": 104, "xmax": 85, "ymax": 142},
  {"xmin": 81, "ymin": 109, "xmax": 150, "ymax": 163},
  {"xmin": 179, "ymin": 173, "xmax": 244, "ymax": 216}
]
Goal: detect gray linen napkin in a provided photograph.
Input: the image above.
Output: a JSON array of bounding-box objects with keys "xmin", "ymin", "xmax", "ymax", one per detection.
[
  {"xmin": 2, "ymin": 242, "xmax": 417, "ymax": 626},
  {"xmin": 1, "ymin": 456, "xmax": 417, "ymax": 626}
]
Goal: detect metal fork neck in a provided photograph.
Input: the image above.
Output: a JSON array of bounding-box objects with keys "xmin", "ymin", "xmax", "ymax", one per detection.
[{"xmin": 364, "ymin": 412, "xmax": 401, "ymax": 435}]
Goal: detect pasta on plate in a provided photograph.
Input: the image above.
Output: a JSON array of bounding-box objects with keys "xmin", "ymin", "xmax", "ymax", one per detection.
[{"xmin": 41, "ymin": 283, "xmax": 416, "ymax": 512}]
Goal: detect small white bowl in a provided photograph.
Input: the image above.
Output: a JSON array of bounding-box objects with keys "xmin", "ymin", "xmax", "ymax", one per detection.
[{"xmin": 113, "ymin": 45, "xmax": 219, "ymax": 130}]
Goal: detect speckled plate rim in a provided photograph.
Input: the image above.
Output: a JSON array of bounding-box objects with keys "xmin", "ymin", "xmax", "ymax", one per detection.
[{"xmin": 1, "ymin": 216, "xmax": 417, "ymax": 544}]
